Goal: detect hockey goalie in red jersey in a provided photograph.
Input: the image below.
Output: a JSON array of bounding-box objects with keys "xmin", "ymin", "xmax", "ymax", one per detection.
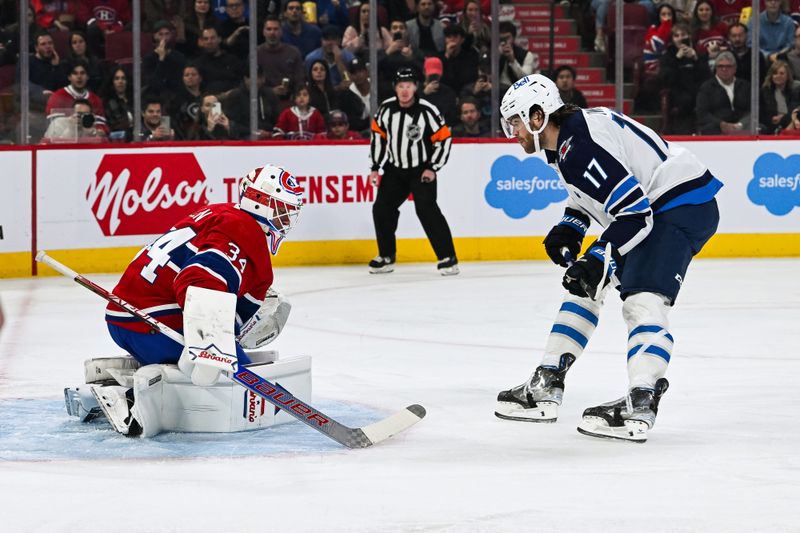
[{"xmin": 104, "ymin": 164, "xmax": 303, "ymax": 367}]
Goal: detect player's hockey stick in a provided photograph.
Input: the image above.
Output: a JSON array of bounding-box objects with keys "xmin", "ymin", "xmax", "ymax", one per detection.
[{"xmin": 36, "ymin": 251, "xmax": 426, "ymax": 449}]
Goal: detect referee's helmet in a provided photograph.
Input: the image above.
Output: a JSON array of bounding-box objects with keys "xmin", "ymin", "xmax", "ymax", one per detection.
[{"xmin": 393, "ymin": 67, "xmax": 418, "ymax": 86}]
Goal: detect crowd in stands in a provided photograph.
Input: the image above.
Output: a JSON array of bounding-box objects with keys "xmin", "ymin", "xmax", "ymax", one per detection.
[{"xmin": 1, "ymin": 0, "xmax": 800, "ymax": 143}]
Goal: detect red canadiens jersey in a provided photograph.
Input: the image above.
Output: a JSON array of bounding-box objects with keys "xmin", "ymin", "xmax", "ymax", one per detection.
[{"xmin": 106, "ymin": 203, "xmax": 273, "ymax": 334}]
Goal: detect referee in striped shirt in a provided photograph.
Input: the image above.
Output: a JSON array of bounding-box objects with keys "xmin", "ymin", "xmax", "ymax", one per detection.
[{"xmin": 368, "ymin": 67, "xmax": 459, "ymax": 276}]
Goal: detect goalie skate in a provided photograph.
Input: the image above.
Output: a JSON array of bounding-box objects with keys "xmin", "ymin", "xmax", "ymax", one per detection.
[
  {"xmin": 577, "ymin": 378, "xmax": 669, "ymax": 443},
  {"xmin": 495, "ymin": 353, "xmax": 575, "ymax": 423}
]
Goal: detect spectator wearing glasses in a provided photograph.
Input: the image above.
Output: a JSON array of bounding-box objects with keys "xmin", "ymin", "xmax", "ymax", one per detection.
[
  {"xmin": 219, "ymin": 0, "xmax": 250, "ymax": 58},
  {"xmin": 281, "ymin": 0, "xmax": 322, "ymax": 58},
  {"xmin": 696, "ymin": 51, "xmax": 751, "ymax": 134}
]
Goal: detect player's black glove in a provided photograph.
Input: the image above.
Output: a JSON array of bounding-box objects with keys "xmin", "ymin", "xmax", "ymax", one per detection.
[
  {"xmin": 562, "ymin": 241, "xmax": 620, "ymax": 299},
  {"xmin": 543, "ymin": 209, "xmax": 590, "ymax": 267}
]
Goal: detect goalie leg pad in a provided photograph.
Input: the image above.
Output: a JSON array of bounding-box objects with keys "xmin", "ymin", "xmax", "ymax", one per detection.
[
  {"xmin": 64, "ymin": 386, "xmax": 103, "ymax": 422},
  {"xmin": 130, "ymin": 355, "xmax": 312, "ymax": 437},
  {"xmin": 84, "ymin": 355, "xmax": 141, "ymax": 385}
]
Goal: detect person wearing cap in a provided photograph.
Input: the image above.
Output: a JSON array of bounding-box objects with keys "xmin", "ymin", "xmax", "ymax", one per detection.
[
  {"xmin": 313, "ymin": 109, "xmax": 362, "ymax": 139},
  {"xmin": 143, "ymin": 20, "xmax": 187, "ymax": 101},
  {"xmin": 439, "ymin": 24, "xmax": 480, "ymax": 94},
  {"xmin": 347, "ymin": 57, "xmax": 372, "ymax": 132},
  {"xmin": 368, "ymin": 67, "xmax": 459, "ymax": 276},
  {"xmin": 421, "ymin": 56, "xmax": 458, "ymax": 124},
  {"xmin": 304, "ymin": 25, "xmax": 354, "ymax": 88}
]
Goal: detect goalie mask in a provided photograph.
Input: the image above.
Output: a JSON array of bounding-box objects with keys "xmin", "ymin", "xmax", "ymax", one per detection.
[
  {"xmin": 500, "ymin": 74, "xmax": 564, "ymax": 153},
  {"xmin": 239, "ymin": 165, "xmax": 303, "ymax": 255}
]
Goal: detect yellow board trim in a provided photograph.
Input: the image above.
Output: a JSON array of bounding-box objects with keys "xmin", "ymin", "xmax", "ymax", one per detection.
[{"xmin": 4, "ymin": 233, "xmax": 800, "ymax": 278}]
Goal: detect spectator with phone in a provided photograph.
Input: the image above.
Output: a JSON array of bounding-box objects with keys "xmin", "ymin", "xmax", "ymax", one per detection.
[
  {"xmin": 457, "ymin": 0, "xmax": 490, "ymax": 54},
  {"xmin": 377, "ymin": 19, "xmax": 424, "ymax": 100},
  {"xmin": 498, "ymin": 21, "xmax": 539, "ymax": 95},
  {"xmin": 305, "ymin": 25, "xmax": 354, "ymax": 88},
  {"xmin": 190, "ymin": 93, "xmax": 234, "ymax": 140},
  {"xmin": 257, "ymin": 16, "xmax": 305, "ymax": 101},
  {"xmin": 141, "ymin": 97, "xmax": 176, "ymax": 142},
  {"xmin": 421, "ymin": 56, "xmax": 458, "ymax": 125},
  {"xmin": 660, "ymin": 23, "xmax": 712, "ymax": 134}
]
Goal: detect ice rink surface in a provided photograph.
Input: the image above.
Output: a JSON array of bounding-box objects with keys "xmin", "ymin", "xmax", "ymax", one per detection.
[{"xmin": 1, "ymin": 258, "xmax": 798, "ymax": 532}]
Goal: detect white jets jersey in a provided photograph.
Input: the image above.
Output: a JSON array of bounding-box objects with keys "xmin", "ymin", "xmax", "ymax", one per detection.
[{"xmin": 549, "ymin": 107, "xmax": 722, "ymax": 255}]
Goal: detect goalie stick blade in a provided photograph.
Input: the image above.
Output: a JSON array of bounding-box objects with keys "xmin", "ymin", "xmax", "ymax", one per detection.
[{"xmin": 351, "ymin": 404, "xmax": 426, "ymax": 449}]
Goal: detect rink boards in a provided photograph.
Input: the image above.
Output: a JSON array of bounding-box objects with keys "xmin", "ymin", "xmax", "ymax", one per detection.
[{"xmin": 0, "ymin": 138, "xmax": 799, "ymax": 277}]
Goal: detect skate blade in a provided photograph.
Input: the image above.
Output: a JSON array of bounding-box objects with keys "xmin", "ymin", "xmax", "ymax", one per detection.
[
  {"xmin": 369, "ymin": 266, "xmax": 395, "ymax": 274},
  {"xmin": 494, "ymin": 401, "xmax": 558, "ymax": 423},
  {"xmin": 577, "ymin": 417, "xmax": 648, "ymax": 443},
  {"xmin": 439, "ymin": 266, "xmax": 460, "ymax": 276}
]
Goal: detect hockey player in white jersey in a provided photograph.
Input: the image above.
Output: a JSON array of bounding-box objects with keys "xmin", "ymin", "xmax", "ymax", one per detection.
[{"xmin": 495, "ymin": 74, "xmax": 722, "ymax": 441}]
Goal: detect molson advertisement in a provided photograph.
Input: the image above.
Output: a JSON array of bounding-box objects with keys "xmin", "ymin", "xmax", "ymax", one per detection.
[{"xmin": 0, "ymin": 138, "xmax": 798, "ymax": 277}]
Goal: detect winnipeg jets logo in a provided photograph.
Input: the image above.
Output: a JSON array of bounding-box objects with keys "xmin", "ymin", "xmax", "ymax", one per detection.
[
  {"xmin": 558, "ymin": 136, "xmax": 573, "ymax": 162},
  {"xmin": 406, "ymin": 123, "xmax": 422, "ymax": 142}
]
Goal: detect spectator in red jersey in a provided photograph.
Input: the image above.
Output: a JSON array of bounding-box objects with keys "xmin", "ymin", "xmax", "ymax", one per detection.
[
  {"xmin": 709, "ymin": 0, "xmax": 749, "ymax": 26},
  {"xmin": 45, "ymin": 60, "xmax": 108, "ymax": 135},
  {"xmin": 692, "ymin": 0, "xmax": 728, "ymax": 57},
  {"xmin": 77, "ymin": 0, "xmax": 132, "ymax": 58},
  {"xmin": 313, "ymin": 109, "xmax": 362, "ymax": 139},
  {"xmin": 31, "ymin": 0, "xmax": 77, "ymax": 32},
  {"xmin": 779, "ymin": 106, "xmax": 800, "ymax": 134},
  {"xmin": 644, "ymin": 3, "xmax": 675, "ymax": 80},
  {"xmin": 273, "ymin": 85, "xmax": 326, "ymax": 140}
]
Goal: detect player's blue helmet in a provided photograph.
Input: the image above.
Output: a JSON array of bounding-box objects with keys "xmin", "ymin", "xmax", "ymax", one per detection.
[
  {"xmin": 239, "ymin": 165, "xmax": 303, "ymax": 255},
  {"xmin": 500, "ymin": 74, "xmax": 564, "ymax": 152}
]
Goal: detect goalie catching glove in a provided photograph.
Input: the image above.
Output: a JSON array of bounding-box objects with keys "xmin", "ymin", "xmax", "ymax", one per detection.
[{"xmin": 237, "ymin": 287, "xmax": 291, "ymax": 349}]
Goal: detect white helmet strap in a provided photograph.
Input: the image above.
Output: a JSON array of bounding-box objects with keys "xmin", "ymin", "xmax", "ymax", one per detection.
[{"xmin": 525, "ymin": 106, "xmax": 550, "ymax": 153}]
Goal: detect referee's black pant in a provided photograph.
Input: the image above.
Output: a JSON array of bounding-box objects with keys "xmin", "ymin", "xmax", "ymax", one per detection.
[{"xmin": 372, "ymin": 164, "xmax": 456, "ymax": 260}]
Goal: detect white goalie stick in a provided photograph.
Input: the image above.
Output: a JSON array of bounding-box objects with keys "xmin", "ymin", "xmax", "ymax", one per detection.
[{"xmin": 36, "ymin": 251, "xmax": 426, "ymax": 449}]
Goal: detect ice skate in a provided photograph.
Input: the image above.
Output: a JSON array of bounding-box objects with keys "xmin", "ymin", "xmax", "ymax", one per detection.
[
  {"xmin": 64, "ymin": 386, "xmax": 103, "ymax": 422},
  {"xmin": 368, "ymin": 255, "xmax": 395, "ymax": 274},
  {"xmin": 436, "ymin": 256, "xmax": 459, "ymax": 276},
  {"xmin": 90, "ymin": 385, "xmax": 141, "ymax": 436},
  {"xmin": 495, "ymin": 353, "xmax": 575, "ymax": 422},
  {"xmin": 577, "ymin": 378, "xmax": 669, "ymax": 443}
]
